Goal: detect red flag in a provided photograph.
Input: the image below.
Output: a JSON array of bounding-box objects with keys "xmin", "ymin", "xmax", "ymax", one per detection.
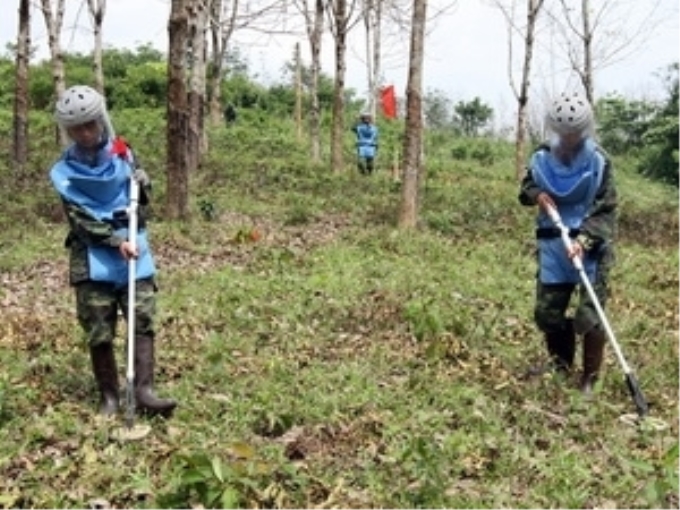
[
  {"xmin": 110, "ymin": 136, "xmax": 129, "ymax": 160},
  {"xmin": 380, "ymin": 85, "xmax": 397, "ymax": 119}
]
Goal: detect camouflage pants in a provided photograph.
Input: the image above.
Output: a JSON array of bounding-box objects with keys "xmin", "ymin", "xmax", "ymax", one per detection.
[
  {"xmin": 75, "ymin": 279, "xmax": 156, "ymax": 346},
  {"xmin": 534, "ymin": 248, "xmax": 613, "ymax": 335},
  {"xmin": 358, "ymin": 156, "xmax": 375, "ymax": 174}
]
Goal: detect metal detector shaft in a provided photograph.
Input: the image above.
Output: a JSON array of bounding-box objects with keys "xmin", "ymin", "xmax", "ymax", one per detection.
[
  {"xmin": 125, "ymin": 177, "xmax": 140, "ymax": 428},
  {"xmin": 546, "ymin": 206, "xmax": 648, "ymax": 417}
]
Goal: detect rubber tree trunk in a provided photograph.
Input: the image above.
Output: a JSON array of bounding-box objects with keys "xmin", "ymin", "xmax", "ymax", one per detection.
[{"xmin": 398, "ymin": 0, "xmax": 427, "ymax": 229}]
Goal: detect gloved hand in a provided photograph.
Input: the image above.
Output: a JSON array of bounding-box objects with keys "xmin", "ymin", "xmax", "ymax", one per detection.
[{"xmin": 133, "ymin": 168, "xmax": 151, "ymax": 187}]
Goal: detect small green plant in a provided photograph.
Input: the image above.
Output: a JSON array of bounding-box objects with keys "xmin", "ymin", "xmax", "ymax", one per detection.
[
  {"xmin": 198, "ymin": 199, "xmax": 217, "ymax": 221},
  {"xmin": 158, "ymin": 448, "xmax": 309, "ymax": 509},
  {"xmin": 451, "ymin": 143, "xmax": 469, "ymax": 160},
  {"xmin": 642, "ymin": 442, "xmax": 680, "ymax": 507},
  {"xmin": 470, "ymin": 140, "xmax": 496, "ymax": 165},
  {"xmin": 284, "ymin": 202, "xmax": 315, "ymax": 226},
  {"xmin": 404, "ymin": 298, "xmax": 444, "ymax": 342},
  {"xmin": 158, "ymin": 452, "xmax": 248, "ymax": 509},
  {"xmin": 397, "ymin": 435, "xmax": 450, "ymax": 507}
]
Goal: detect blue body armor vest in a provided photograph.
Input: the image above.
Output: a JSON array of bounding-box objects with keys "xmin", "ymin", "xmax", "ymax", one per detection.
[
  {"xmin": 530, "ymin": 138, "xmax": 605, "ymax": 284},
  {"xmin": 50, "ymin": 145, "xmax": 156, "ymax": 288},
  {"xmin": 355, "ymin": 123, "xmax": 378, "ymax": 158}
]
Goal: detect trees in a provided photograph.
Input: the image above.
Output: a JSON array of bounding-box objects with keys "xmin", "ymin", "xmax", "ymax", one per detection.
[
  {"xmin": 326, "ymin": 0, "xmax": 361, "ymax": 173},
  {"xmin": 398, "ymin": 0, "xmax": 427, "ymax": 229},
  {"xmin": 206, "ymin": 0, "xmax": 238, "ymax": 127},
  {"xmin": 166, "ymin": 0, "xmax": 191, "ymax": 221},
  {"xmin": 204, "ymin": 0, "xmax": 286, "ymax": 126},
  {"xmin": 85, "ymin": 0, "xmax": 106, "ymax": 93},
  {"xmin": 493, "ymin": 0, "xmax": 545, "ymax": 180},
  {"xmin": 39, "ymin": 0, "xmax": 67, "ymax": 146},
  {"xmin": 595, "ymin": 63, "xmax": 679, "ymax": 186},
  {"xmin": 294, "ymin": 0, "xmax": 325, "ymax": 162},
  {"xmin": 3, "ymin": 0, "xmax": 675, "ymax": 199},
  {"xmin": 423, "ymin": 88, "xmax": 451, "ymax": 129},
  {"xmin": 636, "ymin": 64, "xmax": 679, "ymax": 185},
  {"xmin": 596, "ymin": 95, "xmax": 656, "ymax": 154},
  {"xmin": 12, "ymin": 0, "xmax": 30, "ymax": 173},
  {"xmin": 548, "ymin": 0, "xmax": 666, "ymax": 105},
  {"xmin": 186, "ymin": 0, "xmax": 209, "ymax": 167},
  {"xmin": 361, "ymin": 0, "xmax": 384, "ymax": 117},
  {"xmin": 452, "ymin": 97, "xmax": 493, "ymax": 137}
]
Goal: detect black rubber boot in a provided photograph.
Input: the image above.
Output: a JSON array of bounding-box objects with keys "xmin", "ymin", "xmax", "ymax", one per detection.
[
  {"xmin": 525, "ymin": 321, "xmax": 575, "ymax": 378},
  {"xmin": 134, "ymin": 335, "xmax": 177, "ymax": 417},
  {"xmin": 90, "ymin": 343, "xmax": 120, "ymax": 416},
  {"xmin": 580, "ymin": 327, "xmax": 606, "ymax": 395},
  {"xmin": 546, "ymin": 320, "xmax": 576, "ymax": 373}
]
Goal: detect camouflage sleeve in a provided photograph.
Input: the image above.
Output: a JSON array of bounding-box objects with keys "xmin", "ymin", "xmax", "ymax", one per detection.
[
  {"xmin": 61, "ymin": 199, "xmax": 125, "ymax": 248},
  {"xmin": 518, "ymin": 164, "xmax": 541, "ymax": 206},
  {"xmin": 578, "ymin": 156, "xmax": 617, "ymax": 250}
]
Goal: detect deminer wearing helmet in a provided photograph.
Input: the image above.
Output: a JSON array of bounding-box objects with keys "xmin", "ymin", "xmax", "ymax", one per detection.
[
  {"xmin": 352, "ymin": 111, "xmax": 379, "ymax": 174},
  {"xmin": 49, "ymin": 85, "xmax": 177, "ymax": 418},
  {"xmin": 518, "ymin": 92, "xmax": 618, "ymax": 396}
]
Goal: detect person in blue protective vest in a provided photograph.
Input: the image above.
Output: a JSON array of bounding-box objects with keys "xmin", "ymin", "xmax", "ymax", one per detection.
[
  {"xmin": 50, "ymin": 85, "xmax": 176, "ymax": 417},
  {"xmin": 518, "ymin": 92, "xmax": 617, "ymax": 395},
  {"xmin": 352, "ymin": 112, "xmax": 379, "ymax": 174}
]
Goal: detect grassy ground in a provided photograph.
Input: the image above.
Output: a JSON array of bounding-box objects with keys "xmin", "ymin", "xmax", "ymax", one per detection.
[{"xmin": 0, "ymin": 117, "xmax": 677, "ymax": 508}]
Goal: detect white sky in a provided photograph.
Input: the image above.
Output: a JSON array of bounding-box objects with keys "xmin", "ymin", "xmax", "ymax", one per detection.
[{"xmin": 1, "ymin": 0, "xmax": 678, "ymax": 127}]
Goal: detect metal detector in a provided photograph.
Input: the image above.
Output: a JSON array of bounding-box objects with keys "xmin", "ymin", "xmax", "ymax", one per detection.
[
  {"xmin": 545, "ymin": 206, "xmax": 656, "ymax": 424},
  {"xmin": 112, "ymin": 174, "xmax": 152, "ymax": 441},
  {"xmin": 125, "ymin": 175, "xmax": 139, "ymax": 430}
]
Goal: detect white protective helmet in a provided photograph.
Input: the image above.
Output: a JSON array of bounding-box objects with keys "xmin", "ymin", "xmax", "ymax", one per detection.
[
  {"xmin": 55, "ymin": 85, "xmax": 112, "ymax": 133},
  {"xmin": 546, "ymin": 92, "xmax": 593, "ymax": 136}
]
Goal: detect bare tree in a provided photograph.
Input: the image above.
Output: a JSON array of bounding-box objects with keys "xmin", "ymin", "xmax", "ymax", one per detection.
[
  {"xmin": 187, "ymin": 0, "xmax": 209, "ymax": 165},
  {"xmin": 39, "ymin": 0, "xmax": 67, "ymax": 146},
  {"xmin": 294, "ymin": 41, "xmax": 303, "ymax": 140},
  {"xmin": 362, "ymin": 0, "xmax": 386, "ymax": 116},
  {"xmin": 326, "ymin": 0, "xmax": 361, "ymax": 172},
  {"xmin": 13, "ymin": 0, "xmax": 31, "ymax": 173},
  {"xmin": 565, "ymin": 0, "xmax": 594, "ymax": 102},
  {"xmin": 166, "ymin": 0, "xmax": 191, "ymax": 220},
  {"xmin": 86, "ymin": 0, "xmax": 106, "ymax": 93},
  {"xmin": 207, "ymin": 0, "xmax": 239, "ymax": 126},
  {"xmin": 398, "ymin": 0, "xmax": 426, "ymax": 228},
  {"xmin": 493, "ymin": 0, "xmax": 545, "ymax": 180},
  {"xmin": 548, "ymin": 0, "xmax": 666, "ymax": 104},
  {"xmin": 293, "ymin": 0, "xmax": 325, "ymax": 162},
  {"xmin": 206, "ymin": 0, "xmax": 289, "ymax": 126}
]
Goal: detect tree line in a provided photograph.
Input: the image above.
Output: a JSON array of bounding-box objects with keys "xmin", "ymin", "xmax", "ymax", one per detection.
[
  {"xmin": 4, "ymin": 0, "xmax": 677, "ymax": 226},
  {"xmin": 3, "ymin": 42, "xmax": 676, "ymax": 187}
]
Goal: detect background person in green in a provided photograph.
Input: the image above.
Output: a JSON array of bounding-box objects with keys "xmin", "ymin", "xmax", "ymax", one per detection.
[
  {"xmin": 49, "ymin": 85, "xmax": 177, "ymax": 417},
  {"xmin": 519, "ymin": 92, "xmax": 617, "ymax": 395}
]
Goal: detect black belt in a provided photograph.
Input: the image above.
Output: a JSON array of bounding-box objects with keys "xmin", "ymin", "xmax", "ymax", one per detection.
[
  {"xmin": 536, "ymin": 227, "xmax": 580, "ymax": 239},
  {"xmin": 106, "ymin": 211, "xmax": 147, "ymax": 231}
]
